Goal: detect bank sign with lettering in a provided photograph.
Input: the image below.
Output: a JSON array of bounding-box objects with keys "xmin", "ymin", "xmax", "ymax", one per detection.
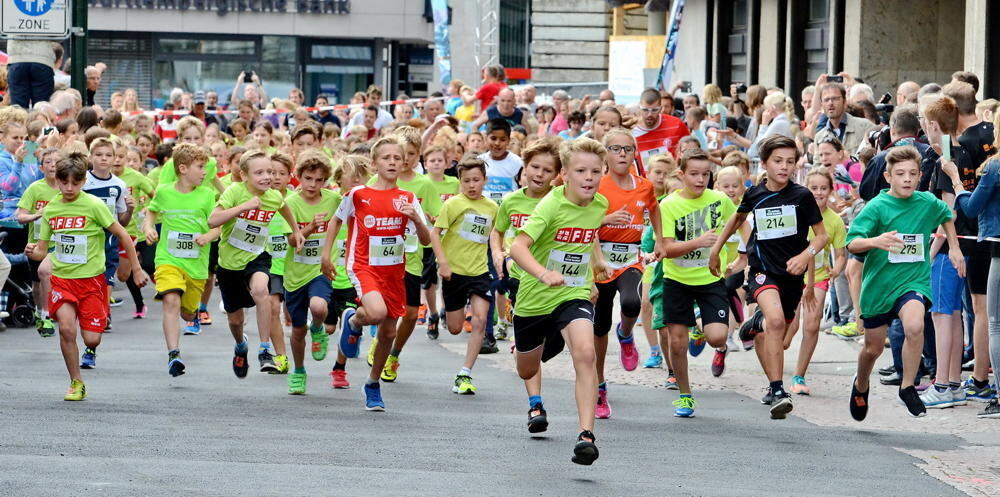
[
  {"xmin": 88, "ymin": 0, "xmax": 350, "ymax": 16},
  {"xmin": 2, "ymin": 0, "xmax": 70, "ymax": 38}
]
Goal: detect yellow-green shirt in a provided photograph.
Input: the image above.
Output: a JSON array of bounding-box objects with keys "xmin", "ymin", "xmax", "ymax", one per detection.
[
  {"xmin": 217, "ymin": 182, "xmax": 286, "ymax": 271},
  {"xmin": 434, "ymin": 193, "xmax": 498, "ymax": 276}
]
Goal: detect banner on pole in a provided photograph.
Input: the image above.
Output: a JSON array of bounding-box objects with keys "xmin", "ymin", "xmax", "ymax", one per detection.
[
  {"xmin": 431, "ymin": 0, "xmax": 451, "ymax": 86},
  {"xmin": 656, "ymin": 0, "xmax": 685, "ymax": 90}
]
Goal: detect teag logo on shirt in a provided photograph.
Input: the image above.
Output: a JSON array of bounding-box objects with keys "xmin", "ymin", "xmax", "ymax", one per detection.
[
  {"xmin": 49, "ymin": 216, "xmax": 86, "ymax": 230},
  {"xmin": 554, "ymin": 227, "xmax": 598, "ymax": 244},
  {"xmin": 238, "ymin": 209, "xmax": 276, "ymax": 223}
]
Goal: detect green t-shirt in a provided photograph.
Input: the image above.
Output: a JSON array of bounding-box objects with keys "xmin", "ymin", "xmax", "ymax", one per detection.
[
  {"xmin": 370, "ymin": 173, "xmax": 441, "ymax": 276},
  {"xmin": 148, "ymin": 166, "xmax": 163, "ymax": 187},
  {"xmin": 435, "ymin": 193, "xmax": 498, "ymax": 276},
  {"xmin": 219, "ymin": 173, "xmax": 234, "ymax": 190},
  {"xmin": 494, "ymin": 188, "xmax": 543, "ymax": 280},
  {"xmin": 119, "ymin": 168, "xmax": 156, "ymax": 241},
  {"xmin": 41, "ymin": 192, "xmax": 116, "ymax": 279},
  {"xmin": 846, "ymin": 190, "xmax": 952, "ymax": 317},
  {"xmin": 18, "ymin": 179, "xmax": 59, "ymax": 243},
  {"xmin": 217, "ymin": 182, "xmax": 287, "ymax": 271},
  {"xmin": 429, "ymin": 175, "xmax": 460, "ymax": 205},
  {"xmin": 146, "ymin": 184, "xmax": 216, "ymax": 279},
  {"xmin": 811, "ymin": 207, "xmax": 847, "ymax": 282},
  {"xmin": 515, "ymin": 187, "xmax": 608, "ymax": 317},
  {"xmin": 266, "ymin": 190, "xmax": 291, "ymax": 276},
  {"xmin": 325, "ymin": 191, "xmax": 353, "ymax": 290},
  {"xmin": 660, "ymin": 189, "xmax": 735, "ymax": 286},
  {"xmin": 158, "ymin": 157, "xmax": 219, "ymax": 190},
  {"xmin": 283, "ymin": 189, "xmax": 339, "ymax": 292},
  {"xmin": 641, "ymin": 193, "xmax": 668, "ymax": 298}
]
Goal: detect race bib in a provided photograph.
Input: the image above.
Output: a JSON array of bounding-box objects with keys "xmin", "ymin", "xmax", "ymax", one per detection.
[
  {"xmin": 675, "ymin": 247, "xmax": 708, "ymax": 268},
  {"xmin": 228, "ymin": 218, "xmax": 267, "ymax": 255},
  {"xmin": 369, "ymin": 235, "xmax": 404, "ymax": 266},
  {"xmin": 102, "ymin": 197, "xmax": 116, "ymax": 216},
  {"xmin": 640, "ymin": 146, "xmax": 666, "ymax": 166},
  {"xmin": 167, "ymin": 231, "xmax": 199, "ymax": 259},
  {"xmin": 268, "ymin": 235, "xmax": 288, "ymax": 259},
  {"xmin": 600, "ymin": 242, "xmax": 639, "ymax": 270},
  {"xmin": 754, "ymin": 205, "xmax": 796, "ymax": 240},
  {"xmin": 814, "ymin": 247, "xmax": 827, "ymax": 269},
  {"xmin": 459, "ymin": 212, "xmax": 491, "ymax": 244},
  {"xmin": 32, "ymin": 217, "xmax": 44, "ymax": 242},
  {"xmin": 335, "ymin": 239, "xmax": 347, "ymax": 267},
  {"xmin": 404, "ymin": 226, "xmax": 419, "ymax": 253},
  {"xmin": 546, "ymin": 249, "xmax": 590, "ymax": 288},
  {"xmin": 888, "ymin": 234, "xmax": 924, "ymax": 264},
  {"xmin": 55, "ymin": 234, "xmax": 86, "ymax": 264},
  {"xmin": 293, "ymin": 238, "xmax": 324, "ymax": 265}
]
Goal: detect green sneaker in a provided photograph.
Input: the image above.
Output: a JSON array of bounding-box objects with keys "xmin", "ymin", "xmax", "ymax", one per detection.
[
  {"xmin": 367, "ymin": 337, "xmax": 378, "ymax": 367},
  {"xmin": 381, "ymin": 355, "xmax": 400, "ymax": 382},
  {"xmin": 832, "ymin": 322, "xmax": 861, "ymax": 340},
  {"xmin": 452, "ymin": 374, "xmax": 476, "ymax": 395},
  {"xmin": 38, "ymin": 318, "xmax": 55, "ymax": 338},
  {"xmin": 64, "ymin": 379, "xmax": 86, "ymax": 401},
  {"xmin": 288, "ymin": 372, "xmax": 307, "ymax": 395},
  {"xmin": 311, "ymin": 331, "xmax": 329, "ymax": 361}
]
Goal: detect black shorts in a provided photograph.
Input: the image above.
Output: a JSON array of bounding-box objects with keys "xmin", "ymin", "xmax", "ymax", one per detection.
[
  {"xmin": 208, "ymin": 240, "xmax": 220, "ymax": 274},
  {"xmin": 746, "ymin": 269, "xmax": 804, "ymax": 322},
  {"xmin": 420, "ymin": 247, "xmax": 438, "ymax": 288},
  {"xmin": 513, "ymin": 299, "xmax": 594, "ymax": 362},
  {"xmin": 442, "ymin": 272, "xmax": 493, "ymax": 312},
  {"xmin": 662, "ymin": 278, "xmax": 730, "ymax": 327},
  {"xmin": 862, "ymin": 291, "xmax": 928, "ymax": 329},
  {"xmin": 405, "ymin": 271, "xmax": 422, "ymax": 308},
  {"xmin": 216, "ymin": 252, "xmax": 271, "ymax": 313},
  {"xmin": 325, "ymin": 286, "xmax": 359, "ymax": 325},
  {"xmin": 28, "ymin": 256, "xmax": 41, "ymax": 283},
  {"xmin": 966, "ymin": 241, "xmax": 990, "ymax": 295},
  {"xmin": 507, "ymin": 277, "xmax": 521, "ymax": 307},
  {"xmin": 269, "ymin": 273, "xmax": 284, "ymax": 298}
]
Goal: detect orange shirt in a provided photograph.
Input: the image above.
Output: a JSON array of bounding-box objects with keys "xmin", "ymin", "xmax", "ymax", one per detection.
[{"xmin": 596, "ymin": 174, "xmax": 657, "ymax": 282}]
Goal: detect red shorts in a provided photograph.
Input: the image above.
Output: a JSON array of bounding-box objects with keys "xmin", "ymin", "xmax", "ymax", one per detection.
[
  {"xmin": 814, "ymin": 279, "xmax": 830, "ymax": 292},
  {"xmin": 50, "ymin": 274, "xmax": 109, "ymax": 333},
  {"xmin": 349, "ymin": 266, "xmax": 405, "ymax": 320},
  {"xmin": 118, "ymin": 236, "xmax": 137, "ymax": 257}
]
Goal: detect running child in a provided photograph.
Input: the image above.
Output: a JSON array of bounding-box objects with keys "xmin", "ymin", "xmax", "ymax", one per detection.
[
  {"xmin": 16, "ymin": 147, "xmax": 60, "ymax": 337},
  {"xmin": 509, "ymin": 137, "xmax": 610, "ymax": 465},
  {"xmin": 263, "ymin": 151, "xmax": 294, "ymax": 374},
  {"xmin": 142, "ymin": 143, "xmax": 219, "ymax": 377},
  {"xmin": 27, "ymin": 152, "xmax": 148, "ymax": 400},
  {"xmin": 713, "ymin": 165, "xmax": 751, "ymax": 355},
  {"xmin": 593, "ymin": 128, "xmax": 664, "ymax": 419},
  {"xmin": 320, "ymin": 136, "xmax": 431, "ymax": 411},
  {"xmin": 209, "ymin": 150, "xmax": 304, "ymax": 378},
  {"xmin": 709, "ymin": 135, "xmax": 827, "ymax": 420},
  {"xmin": 639, "ymin": 154, "xmax": 674, "ymax": 370},
  {"xmin": 421, "ymin": 143, "xmax": 459, "ymax": 338},
  {"xmin": 114, "ymin": 145, "xmax": 156, "ymax": 319},
  {"xmin": 847, "ymin": 146, "xmax": 964, "ymax": 420},
  {"xmin": 431, "ymin": 157, "xmax": 499, "ymax": 394}
]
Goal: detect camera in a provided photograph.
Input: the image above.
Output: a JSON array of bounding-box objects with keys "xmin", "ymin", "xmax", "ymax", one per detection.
[
  {"xmin": 827, "ymin": 75, "xmax": 843, "ymax": 83},
  {"xmin": 681, "ymin": 81, "xmax": 692, "ymax": 93},
  {"xmin": 735, "ymin": 83, "xmax": 748, "ymax": 94},
  {"xmin": 244, "ymin": 70, "xmax": 254, "ymax": 83}
]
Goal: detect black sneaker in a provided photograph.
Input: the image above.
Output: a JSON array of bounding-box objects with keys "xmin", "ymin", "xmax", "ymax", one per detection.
[
  {"xmin": 426, "ymin": 314, "xmax": 439, "ymax": 340},
  {"xmin": 479, "ymin": 335, "xmax": 499, "ymax": 354},
  {"xmin": 978, "ymin": 399, "xmax": 1000, "ymax": 419},
  {"xmin": 738, "ymin": 309, "xmax": 764, "ymax": 344},
  {"xmin": 571, "ymin": 430, "xmax": 599, "ymax": 465},
  {"xmin": 769, "ymin": 392, "xmax": 793, "ymax": 419},
  {"xmin": 259, "ymin": 350, "xmax": 279, "ymax": 373},
  {"xmin": 878, "ymin": 365, "xmax": 895, "ymax": 376},
  {"xmin": 897, "ymin": 386, "xmax": 927, "ymax": 417},
  {"xmin": 233, "ymin": 345, "xmax": 249, "ymax": 378},
  {"xmin": 849, "ymin": 374, "xmax": 869, "ymax": 421},
  {"xmin": 760, "ymin": 387, "xmax": 775, "ymax": 405},
  {"xmin": 527, "ymin": 403, "xmax": 548, "ymax": 434}
]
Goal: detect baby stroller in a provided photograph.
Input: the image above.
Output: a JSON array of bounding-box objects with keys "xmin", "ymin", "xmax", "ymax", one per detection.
[{"xmin": 0, "ymin": 232, "xmax": 36, "ymax": 328}]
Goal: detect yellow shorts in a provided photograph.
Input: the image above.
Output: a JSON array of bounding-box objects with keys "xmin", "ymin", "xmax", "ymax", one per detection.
[{"xmin": 154, "ymin": 265, "xmax": 207, "ymax": 315}]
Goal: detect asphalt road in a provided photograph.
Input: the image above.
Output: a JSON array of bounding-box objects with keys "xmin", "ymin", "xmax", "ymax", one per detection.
[{"xmin": 0, "ymin": 290, "xmax": 967, "ymax": 497}]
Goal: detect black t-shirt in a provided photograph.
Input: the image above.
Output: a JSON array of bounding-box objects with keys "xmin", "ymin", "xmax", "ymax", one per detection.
[
  {"xmin": 932, "ymin": 143, "xmax": 977, "ymax": 252},
  {"xmin": 959, "ymin": 121, "xmax": 996, "ymax": 170},
  {"xmin": 738, "ymin": 180, "xmax": 823, "ymax": 276}
]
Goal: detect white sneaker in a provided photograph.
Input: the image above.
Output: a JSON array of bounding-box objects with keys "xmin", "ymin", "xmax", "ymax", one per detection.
[
  {"xmin": 920, "ymin": 386, "xmax": 955, "ymax": 408},
  {"xmin": 951, "ymin": 387, "xmax": 968, "ymax": 406}
]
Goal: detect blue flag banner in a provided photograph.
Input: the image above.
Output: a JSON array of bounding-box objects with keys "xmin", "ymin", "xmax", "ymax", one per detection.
[
  {"xmin": 657, "ymin": 0, "xmax": 686, "ymax": 89},
  {"xmin": 431, "ymin": 0, "xmax": 452, "ymax": 85}
]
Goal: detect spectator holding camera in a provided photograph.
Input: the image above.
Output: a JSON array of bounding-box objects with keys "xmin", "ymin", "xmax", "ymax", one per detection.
[{"xmin": 230, "ymin": 71, "xmax": 267, "ymax": 109}]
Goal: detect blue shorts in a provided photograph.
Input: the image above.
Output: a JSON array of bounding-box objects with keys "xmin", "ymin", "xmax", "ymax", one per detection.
[
  {"xmin": 929, "ymin": 253, "xmax": 965, "ymax": 314},
  {"xmin": 862, "ymin": 291, "xmax": 928, "ymax": 329},
  {"xmin": 284, "ymin": 275, "xmax": 333, "ymax": 327}
]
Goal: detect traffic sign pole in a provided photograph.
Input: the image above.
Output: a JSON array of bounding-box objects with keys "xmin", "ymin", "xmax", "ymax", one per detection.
[{"xmin": 70, "ymin": 0, "xmax": 85, "ymax": 96}]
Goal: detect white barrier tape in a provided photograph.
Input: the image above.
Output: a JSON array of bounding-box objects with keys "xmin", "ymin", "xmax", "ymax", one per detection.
[{"xmin": 123, "ymin": 96, "xmax": 448, "ymax": 118}]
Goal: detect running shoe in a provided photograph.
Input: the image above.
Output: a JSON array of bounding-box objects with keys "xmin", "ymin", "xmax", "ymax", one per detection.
[
  {"xmin": 367, "ymin": 337, "xmax": 378, "ymax": 367},
  {"xmin": 769, "ymin": 392, "xmax": 793, "ymax": 419},
  {"xmin": 109, "ymin": 296, "xmax": 124, "ymax": 307},
  {"xmin": 643, "ymin": 352, "xmax": 663, "ymax": 369},
  {"xmin": 617, "ymin": 324, "xmax": 639, "ymax": 371},
  {"xmin": 920, "ymin": 386, "xmax": 954, "ymax": 408},
  {"xmin": 80, "ymin": 348, "xmax": 96, "ymax": 369},
  {"xmin": 495, "ymin": 320, "xmax": 510, "ymax": 341},
  {"xmin": 916, "ymin": 376, "xmax": 935, "ymax": 392},
  {"xmin": 527, "ymin": 403, "xmax": 549, "ymax": 433},
  {"xmin": 831, "ymin": 322, "xmax": 862, "ymax": 340},
  {"xmin": 711, "ymin": 347, "xmax": 728, "ymax": 377},
  {"xmin": 849, "ymin": 375, "xmax": 869, "ymax": 421},
  {"xmin": 688, "ymin": 327, "xmax": 706, "ymax": 357},
  {"xmin": 364, "ymin": 382, "xmax": 385, "ymax": 411},
  {"xmin": 951, "ymin": 387, "xmax": 968, "ymax": 406},
  {"xmin": 233, "ymin": 335, "xmax": 249, "ymax": 378},
  {"xmin": 183, "ymin": 319, "xmax": 202, "ymax": 336},
  {"xmin": 329, "ymin": 369, "xmax": 349, "ymax": 389},
  {"xmin": 311, "ymin": 330, "xmax": 329, "ymax": 361},
  {"xmin": 426, "ymin": 314, "xmax": 439, "ymax": 339},
  {"xmin": 978, "ymin": 399, "xmax": 1000, "ymax": 418},
  {"xmin": 287, "ymin": 372, "xmax": 306, "ymax": 395},
  {"xmin": 965, "ymin": 379, "xmax": 997, "ymax": 402},
  {"xmin": 198, "ymin": 309, "xmax": 212, "ymax": 325},
  {"xmin": 760, "ymin": 387, "xmax": 775, "ymax": 405},
  {"xmin": 274, "ymin": 354, "xmax": 289, "ymax": 374},
  {"xmin": 726, "ymin": 335, "xmax": 741, "ymax": 352},
  {"xmin": 899, "ymin": 386, "xmax": 927, "ymax": 417},
  {"xmin": 878, "ymin": 365, "xmax": 896, "ymax": 376},
  {"xmin": 64, "ymin": 379, "xmax": 86, "ymax": 401},
  {"xmin": 417, "ymin": 304, "xmax": 427, "ymax": 325},
  {"xmin": 880, "ymin": 371, "xmax": 902, "ymax": 386},
  {"xmin": 673, "ymin": 396, "xmax": 696, "ymax": 417},
  {"xmin": 571, "ymin": 431, "xmax": 599, "ymax": 466},
  {"xmin": 480, "ymin": 335, "xmax": 499, "ymax": 354},
  {"xmin": 380, "ymin": 355, "xmax": 400, "ymax": 382},
  {"xmin": 790, "ymin": 375, "xmax": 810, "ymax": 395},
  {"xmin": 168, "ymin": 357, "xmax": 186, "ymax": 377},
  {"xmin": 595, "ymin": 389, "xmax": 611, "ymax": 419},
  {"xmin": 38, "ymin": 318, "xmax": 54, "ymax": 338},
  {"xmin": 259, "ymin": 350, "xmax": 278, "ymax": 373},
  {"xmin": 105, "ymin": 316, "xmax": 112, "ymax": 332},
  {"xmin": 133, "ymin": 305, "xmax": 147, "ymax": 319},
  {"xmin": 339, "ymin": 308, "xmax": 362, "ymax": 358},
  {"xmin": 453, "ymin": 374, "xmax": 476, "ymax": 395},
  {"xmin": 738, "ymin": 309, "xmax": 764, "ymax": 347},
  {"xmin": 664, "ymin": 371, "xmax": 679, "ymax": 390},
  {"xmin": 463, "ymin": 312, "xmax": 472, "ymax": 332},
  {"xmin": 961, "ymin": 358, "xmax": 975, "ymax": 372}
]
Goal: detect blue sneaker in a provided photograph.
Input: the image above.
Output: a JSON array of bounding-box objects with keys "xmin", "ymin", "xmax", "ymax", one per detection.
[
  {"xmin": 369, "ymin": 325, "xmax": 377, "ymax": 338},
  {"xmin": 673, "ymin": 395, "xmax": 696, "ymax": 417},
  {"xmin": 964, "ymin": 377, "xmax": 998, "ymax": 402},
  {"xmin": 168, "ymin": 357, "xmax": 186, "ymax": 377},
  {"xmin": 80, "ymin": 348, "xmax": 96, "ymax": 369},
  {"xmin": 643, "ymin": 353, "xmax": 663, "ymax": 368},
  {"xmin": 183, "ymin": 319, "xmax": 202, "ymax": 336},
  {"xmin": 364, "ymin": 382, "xmax": 385, "ymax": 411},
  {"xmin": 339, "ymin": 308, "xmax": 362, "ymax": 358},
  {"xmin": 688, "ymin": 327, "xmax": 706, "ymax": 357}
]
